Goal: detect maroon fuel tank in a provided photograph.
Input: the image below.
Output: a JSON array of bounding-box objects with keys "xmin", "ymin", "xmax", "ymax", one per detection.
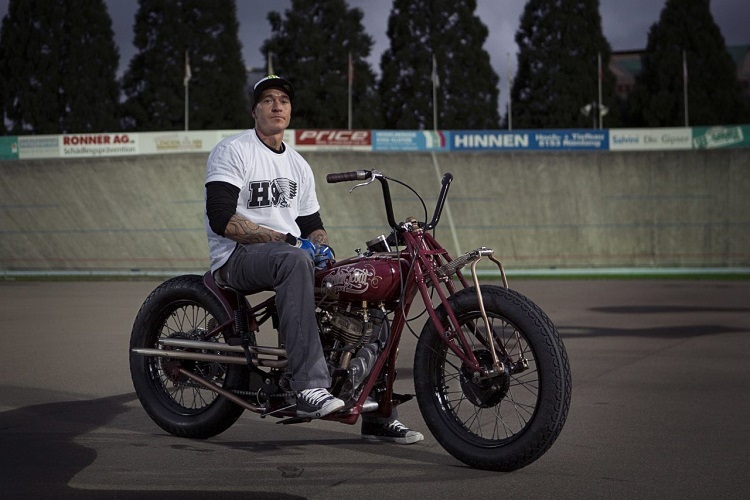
[{"xmin": 314, "ymin": 254, "xmax": 409, "ymax": 303}]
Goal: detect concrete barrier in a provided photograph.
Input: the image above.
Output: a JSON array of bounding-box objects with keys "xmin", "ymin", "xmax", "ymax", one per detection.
[{"xmin": 1, "ymin": 149, "xmax": 748, "ymax": 273}]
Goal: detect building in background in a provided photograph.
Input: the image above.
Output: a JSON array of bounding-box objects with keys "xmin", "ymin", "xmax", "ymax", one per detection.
[{"xmin": 610, "ymin": 45, "xmax": 750, "ymax": 104}]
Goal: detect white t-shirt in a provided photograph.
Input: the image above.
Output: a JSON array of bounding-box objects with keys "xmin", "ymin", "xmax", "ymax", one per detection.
[{"xmin": 204, "ymin": 129, "xmax": 320, "ymax": 272}]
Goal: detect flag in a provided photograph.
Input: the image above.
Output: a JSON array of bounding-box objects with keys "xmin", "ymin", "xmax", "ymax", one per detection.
[{"xmin": 183, "ymin": 51, "xmax": 191, "ymax": 86}]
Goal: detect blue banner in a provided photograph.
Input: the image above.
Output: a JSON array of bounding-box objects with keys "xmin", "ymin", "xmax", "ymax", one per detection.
[
  {"xmin": 373, "ymin": 130, "xmax": 449, "ymax": 151},
  {"xmin": 451, "ymin": 130, "xmax": 609, "ymax": 151}
]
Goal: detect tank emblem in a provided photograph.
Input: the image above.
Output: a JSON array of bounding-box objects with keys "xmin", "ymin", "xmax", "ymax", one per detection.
[{"xmin": 322, "ymin": 264, "xmax": 380, "ymax": 294}]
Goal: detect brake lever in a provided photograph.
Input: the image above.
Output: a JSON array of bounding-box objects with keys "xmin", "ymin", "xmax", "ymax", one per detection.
[
  {"xmin": 349, "ymin": 169, "xmax": 383, "ymax": 193},
  {"xmin": 350, "ymin": 176, "xmax": 375, "ymax": 193}
]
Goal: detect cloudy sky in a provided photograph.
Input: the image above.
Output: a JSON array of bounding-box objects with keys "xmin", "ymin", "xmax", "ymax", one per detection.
[{"xmin": 1, "ymin": 0, "xmax": 747, "ymax": 110}]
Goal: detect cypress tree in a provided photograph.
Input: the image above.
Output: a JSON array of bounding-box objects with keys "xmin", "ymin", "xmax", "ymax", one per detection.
[
  {"xmin": 184, "ymin": 0, "xmax": 248, "ymax": 130},
  {"xmin": 511, "ymin": 0, "xmax": 618, "ymax": 129},
  {"xmin": 60, "ymin": 0, "xmax": 121, "ymax": 133},
  {"xmin": 628, "ymin": 0, "xmax": 749, "ymax": 127},
  {"xmin": 380, "ymin": 0, "xmax": 499, "ymax": 130},
  {"xmin": 121, "ymin": 0, "xmax": 247, "ymax": 131},
  {"xmin": 262, "ymin": 0, "xmax": 380, "ymax": 129},
  {"xmin": 0, "ymin": 0, "xmax": 120, "ymax": 134}
]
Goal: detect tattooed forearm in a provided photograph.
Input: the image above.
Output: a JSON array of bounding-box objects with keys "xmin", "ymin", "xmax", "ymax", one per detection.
[
  {"xmin": 224, "ymin": 214, "xmax": 286, "ymax": 244},
  {"xmin": 307, "ymin": 229, "xmax": 329, "ymax": 246}
]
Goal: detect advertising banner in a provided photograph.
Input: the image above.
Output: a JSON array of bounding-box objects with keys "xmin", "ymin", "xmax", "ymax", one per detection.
[
  {"xmin": 532, "ymin": 130, "xmax": 608, "ymax": 150},
  {"xmin": 6, "ymin": 125, "xmax": 748, "ymax": 160},
  {"xmin": 294, "ymin": 129, "xmax": 371, "ymax": 151},
  {"xmin": 373, "ymin": 130, "xmax": 449, "ymax": 151},
  {"xmin": 139, "ymin": 131, "xmax": 217, "ymax": 155},
  {"xmin": 60, "ymin": 133, "xmax": 138, "ymax": 157},
  {"xmin": 0, "ymin": 136, "xmax": 18, "ymax": 160},
  {"xmin": 609, "ymin": 128, "xmax": 692, "ymax": 151},
  {"xmin": 692, "ymin": 125, "xmax": 750, "ymax": 149},
  {"xmin": 18, "ymin": 135, "xmax": 60, "ymax": 159},
  {"xmin": 451, "ymin": 130, "xmax": 608, "ymax": 151}
]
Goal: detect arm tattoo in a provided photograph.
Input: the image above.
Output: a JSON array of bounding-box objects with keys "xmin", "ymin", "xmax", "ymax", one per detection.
[
  {"xmin": 307, "ymin": 229, "xmax": 329, "ymax": 246},
  {"xmin": 224, "ymin": 214, "xmax": 286, "ymax": 244}
]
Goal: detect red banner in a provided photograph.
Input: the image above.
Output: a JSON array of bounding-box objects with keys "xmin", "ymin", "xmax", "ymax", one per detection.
[{"xmin": 296, "ymin": 129, "xmax": 371, "ymax": 147}]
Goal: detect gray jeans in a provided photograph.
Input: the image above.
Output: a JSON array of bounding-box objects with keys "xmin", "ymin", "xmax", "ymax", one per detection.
[{"xmin": 219, "ymin": 242, "xmax": 331, "ymax": 392}]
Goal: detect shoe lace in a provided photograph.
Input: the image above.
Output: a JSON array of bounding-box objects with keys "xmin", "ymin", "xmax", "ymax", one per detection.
[
  {"xmin": 386, "ymin": 420, "xmax": 408, "ymax": 432},
  {"xmin": 300, "ymin": 388, "xmax": 332, "ymax": 405}
]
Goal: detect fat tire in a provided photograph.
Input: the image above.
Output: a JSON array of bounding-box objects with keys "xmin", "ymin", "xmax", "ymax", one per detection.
[
  {"xmin": 414, "ymin": 285, "xmax": 571, "ymax": 471},
  {"xmin": 129, "ymin": 274, "xmax": 248, "ymax": 439}
]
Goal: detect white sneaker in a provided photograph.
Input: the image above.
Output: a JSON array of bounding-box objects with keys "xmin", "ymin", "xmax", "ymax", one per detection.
[{"xmin": 296, "ymin": 388, "xmax": 345, "ymax": 418}]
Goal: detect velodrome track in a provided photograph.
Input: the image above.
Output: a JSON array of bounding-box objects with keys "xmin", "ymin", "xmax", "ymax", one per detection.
[
  {"xmin": 2, "ymin": 148, "xmax": 749, "ymax": 275},
  {"xmin": 1, "ymin": 278, "xmax": 748, "ymax": 498}
]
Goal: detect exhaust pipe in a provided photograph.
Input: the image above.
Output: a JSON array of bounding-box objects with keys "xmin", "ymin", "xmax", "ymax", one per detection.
[
  {"xmin": 131, "ymin": 338, "xmax": 288, "ymax": 369},
  {"xmin": 178, "ymin": 368, "xmax": 265, "ymax": 413}
]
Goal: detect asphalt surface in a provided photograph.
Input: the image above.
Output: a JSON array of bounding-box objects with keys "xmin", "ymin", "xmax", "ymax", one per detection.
[{"xmin": 1, "ymin": 279, "xmax": 748, "ymax": 499}]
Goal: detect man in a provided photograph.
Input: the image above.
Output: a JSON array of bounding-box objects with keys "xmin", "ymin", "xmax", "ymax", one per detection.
[{"xmin": 204, "ymin": 75, "xmax": 423, "ymax": 443}]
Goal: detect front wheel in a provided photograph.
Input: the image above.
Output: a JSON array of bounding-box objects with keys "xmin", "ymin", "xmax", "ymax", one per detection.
[{"xmin": 414, "ymin": 285, "xmax": 571, "ymax": 471}]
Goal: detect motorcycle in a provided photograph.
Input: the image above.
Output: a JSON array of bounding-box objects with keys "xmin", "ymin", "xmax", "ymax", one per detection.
[{"xmin": 129, "ymin": 169, "xmax": 572, "ymax": 471}]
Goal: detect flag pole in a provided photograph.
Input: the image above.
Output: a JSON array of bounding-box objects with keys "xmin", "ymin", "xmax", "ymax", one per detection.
[
  {"xmin": 682, "ymin": 50, "xmax": 689, "ymax": 127},
  {"xmin": 432, "ymin": 54, "xmax": 439, "ymax": 130},
  {"xmin": 183, "ymin": 50, "xmax": 191, "ymax": 131},
  {"xmin": 597, "ymin": 52, "xmax": 603, "ymax": 129},
  {"xmin": 348, "ymin": 51, "xmax": 353, "ymax": 130},
  {"xmin": 507, "ymin": 52, "xmax": 513, "ymax": 131}
]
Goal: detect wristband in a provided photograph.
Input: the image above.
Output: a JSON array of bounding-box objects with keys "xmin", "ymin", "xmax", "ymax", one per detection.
[{"xmin": 285, "ymin": 233, "xmax": 298, "ymax": 245}]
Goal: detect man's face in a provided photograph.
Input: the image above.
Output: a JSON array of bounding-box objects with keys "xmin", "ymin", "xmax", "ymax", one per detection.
[{"xmin": 252, "ymin": 88, "xmax": 291, "ymax": 135}]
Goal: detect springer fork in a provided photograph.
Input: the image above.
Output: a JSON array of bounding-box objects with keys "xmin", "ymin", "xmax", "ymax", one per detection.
[{"xmin": 429, "ymin": 246, "xmax": 511, "ymax": 376}]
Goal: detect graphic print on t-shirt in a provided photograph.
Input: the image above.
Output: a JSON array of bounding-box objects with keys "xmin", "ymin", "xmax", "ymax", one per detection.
[{"xmin": 247, "ymin": 178, "xmax": 298, "ymax": 209}]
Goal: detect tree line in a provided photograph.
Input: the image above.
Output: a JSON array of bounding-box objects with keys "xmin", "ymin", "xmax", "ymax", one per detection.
[{"xmin": 0, "ymin": 0, "xmax": 747, "ymax": 135}]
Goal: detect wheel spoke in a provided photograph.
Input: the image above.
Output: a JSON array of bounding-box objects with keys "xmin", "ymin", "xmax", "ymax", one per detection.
[
  {"xmin": 145, "ymin": 302, "xmax": 231, "ymax": 412},
  {"xmin": 434, "ymin": 307, "xmax": 540, "ymax": 444}
]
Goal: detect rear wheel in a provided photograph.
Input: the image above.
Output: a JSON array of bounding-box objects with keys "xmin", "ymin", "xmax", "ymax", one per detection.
[
  {"xmin": 414, "ymin": 285, "xmax": 571, "ymax": 471},
  {"xmin": 129, "ymin": 275, "xmax": 248, "ymax": 438}
]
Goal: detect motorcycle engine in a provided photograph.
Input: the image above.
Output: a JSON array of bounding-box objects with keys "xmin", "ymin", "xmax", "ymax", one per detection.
[{"xmin": 318, "ymin": 306, "xmax": 388, "ymax": 350}]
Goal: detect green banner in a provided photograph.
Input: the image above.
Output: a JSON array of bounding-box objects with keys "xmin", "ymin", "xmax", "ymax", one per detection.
[
  {"xmin": 692, "ymin": 125, "xmax": 750, "ymax": 149},
  {"xmin": 0, "ymin": 136, "xmax": 19, "ymax": 160}
]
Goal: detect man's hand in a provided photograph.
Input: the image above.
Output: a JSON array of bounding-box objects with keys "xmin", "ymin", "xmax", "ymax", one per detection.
[
  {"xmin": 288, "ymin": 232, "xmax": 334, "ymax": 269},
  {"xmin": 313, "ymin": 244, "xmax": 335, "ymax": 270},
  {"xmin": 293, "ymin": 237, "xmax": 317, "ymax": 260}
]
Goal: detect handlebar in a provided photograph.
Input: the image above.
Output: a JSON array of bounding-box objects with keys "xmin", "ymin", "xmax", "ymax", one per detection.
[
  {"xmin": 426, "ymin": 172, "xmax": 453, "ymax": 230},
  {"xmin": 325, "ymin": 170, "xmax": 372, "ymax": 183},
  {"xmin": 326, "ymin": 169, "xmax": 453, "ymax": 232}
]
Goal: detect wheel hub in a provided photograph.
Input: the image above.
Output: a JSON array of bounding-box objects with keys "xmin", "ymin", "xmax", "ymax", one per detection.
[
  {"xmin": 161, "ymin": 329, "xmax": 218, "ymax": 384},
  {"xmin": 459, "ymin": 349, "xmax": 510, "ymax": 408}
]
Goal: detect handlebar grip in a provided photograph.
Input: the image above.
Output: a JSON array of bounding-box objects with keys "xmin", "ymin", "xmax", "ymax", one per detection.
[{"xmin": 326, "ymin": 170, "xmax": 371, "ymax": 183}]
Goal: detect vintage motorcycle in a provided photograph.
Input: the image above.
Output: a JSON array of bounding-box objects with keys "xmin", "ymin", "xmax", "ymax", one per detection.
[{"xmin": 129, "ymin": 169, "xmax": 571, "ymax": 471}]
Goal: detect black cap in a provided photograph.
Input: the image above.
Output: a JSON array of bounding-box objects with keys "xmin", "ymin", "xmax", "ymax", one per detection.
[{"xmin": 253, "ymin": 75, "xmax": 294, "ymax": 107}]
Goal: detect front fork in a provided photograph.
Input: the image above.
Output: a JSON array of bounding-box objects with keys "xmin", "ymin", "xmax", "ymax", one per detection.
[
  {"xmin": 469, "ymin": 248, "xmax": 508, "ymax": 375},
  {"xmin": 420, "ymin": 244, "xmax": 517, "ymax": 379}
]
